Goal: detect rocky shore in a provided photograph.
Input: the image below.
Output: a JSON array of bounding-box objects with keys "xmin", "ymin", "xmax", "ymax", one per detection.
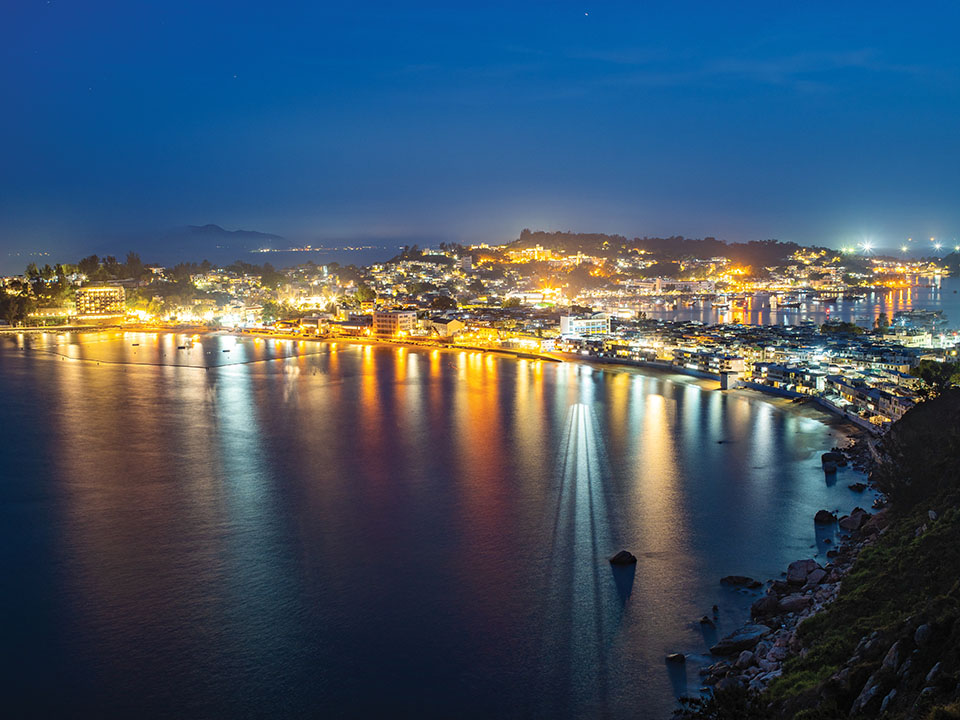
[
  {"xmin": 699, "ymin": 505, "xmax": 886, "ymax": 693},
  {"xmin": 692, "ymin": 438, "xmax": 884, "ymax": 694}
]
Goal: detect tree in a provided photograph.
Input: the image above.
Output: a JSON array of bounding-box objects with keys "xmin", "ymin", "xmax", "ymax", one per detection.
[
  {"xmin": 820, "ymin": 321, "xmax": 864, "ymax": 335},
  {"xmin": 873, "ymin": 388, "xmax": 960, "ymax": 507},
  {"xmin": 502, "ymin": 297, "xmax": 522, "ymax": 308},
  {"xmin": 874, "ymin": 312, "xmax": 890, "ymax": 331},
  {"xmin": 0, "ymin": 291, "xmax": 35, "ymax": 326},
  {"xmin": 355, "ymin": 285, "xmax": 376, "ymax": 303},
  {"xmin": 77, "ymin": 255, "xmax": 100, "ymax": 278},
  {"xmin": 430, "ymin": 295, "xmax": 457, "ymax": 311},
  {"xmin": 911, "ymin": 360, "xmax": 960, "ymax": 398},
  {"xmin": 125, "ymin": 251, "xmax": 145, "ymax": 281}
]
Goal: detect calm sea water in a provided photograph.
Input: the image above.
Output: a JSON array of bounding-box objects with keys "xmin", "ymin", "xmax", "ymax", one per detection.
[{"xmin": 1, "ymin": 333, "xmax": 870, "ymax": 718}]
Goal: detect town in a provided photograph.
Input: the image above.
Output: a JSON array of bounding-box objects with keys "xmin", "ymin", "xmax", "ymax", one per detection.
[{"xmin": 2, "ymin": 231, "xmax": 957, "ymax": 432}]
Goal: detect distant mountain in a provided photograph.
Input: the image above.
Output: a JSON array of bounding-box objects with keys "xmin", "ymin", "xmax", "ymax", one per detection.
[
  {"xmin": 179, "ymin": 224, "xmax": 284, "ymax": 246},
  {"xmin": 139, "ymin": 224, "xmax": 285, "ymax": 265},
  {"xmin": 177, "ymin": 223, "xmax": 284, "ymax": 241}
]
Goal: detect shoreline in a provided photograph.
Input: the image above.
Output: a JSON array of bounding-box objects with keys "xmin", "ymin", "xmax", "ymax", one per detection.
[
  {"xmin": 692, "ymin": 436, "xmax": 883, "ymax": 700},
  {"xmin": 7, "ymin": 323, "xmax": 869, "ymax": 435}
]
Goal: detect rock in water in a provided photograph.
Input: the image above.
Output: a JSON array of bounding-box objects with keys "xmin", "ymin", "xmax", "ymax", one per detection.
[
  {"xmin": 814, "ymin": 509, "xmax": 837, "ymax": 524},
  {"xmin": 666, "ymin": 653, "xmax": 685, "ymax": 663},
  {"xmin": 609, "ymin": 550, "xmax": 637, "ymax": 565},
  {"xmin": 710, "ymin": 625, "xmax": 771, "ymax": 655},
  {"xmin": 720, "ymin": 575, "xmax": 762, "ymax": 588}
]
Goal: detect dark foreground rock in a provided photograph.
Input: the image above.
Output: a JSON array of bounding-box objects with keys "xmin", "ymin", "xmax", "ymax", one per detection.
[
  {"xmin": 608, "ymin": 550, "xmax": 637, "ymax": 565},
  {"xmin": 710, "ymin": 625, "xmax": 771, "ymax": 655},
  {"xmin": 814, "ymin": 509, "xmax": 837, "ymax": 524}
]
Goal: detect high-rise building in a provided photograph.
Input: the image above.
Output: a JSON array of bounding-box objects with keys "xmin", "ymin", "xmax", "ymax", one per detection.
[{"xmin": 75, "ymin": 287, "xmax": 126, "ymax": 318}]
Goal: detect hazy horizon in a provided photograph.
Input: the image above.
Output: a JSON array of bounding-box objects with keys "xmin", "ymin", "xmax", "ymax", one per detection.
[{"xmin": 4, "ymin": 1, "xmax": 960, "ymax": 269}]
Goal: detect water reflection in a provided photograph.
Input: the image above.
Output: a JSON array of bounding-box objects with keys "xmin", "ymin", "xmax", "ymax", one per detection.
[{"xmin": 0, "ymin": 334, "xmax": 868, "ymax": 718}]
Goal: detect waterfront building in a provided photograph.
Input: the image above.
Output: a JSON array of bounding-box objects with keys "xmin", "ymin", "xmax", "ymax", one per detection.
[
  {"xmin": 560, "ymin": 314, "xmax": 611, "ymax": 337},
  {"xmin": 373, "ymin": 310, "xmax": 417, "ymax": 337},
  {"xmin": 75, "ymin": 286, "xmax": 125, "ymax": 318},
  {"xmin": 430, "ymin": 317, "xmax": 465, "ymax": 337}
]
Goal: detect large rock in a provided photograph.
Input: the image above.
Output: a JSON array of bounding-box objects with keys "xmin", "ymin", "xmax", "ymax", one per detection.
[
  {"xmin": 609, "ymin": 550, "xmax": 637, "ymax": 565},
  {"xmin": 751, "ymin": 595, "xmax": 780, "ymax": 619},
  {"xmin": 804, "ymin": 568, "xmax": 828, "ymax": 586},
  {"xmin": 787, "ymin": 559, "xmax": 819, "ymax": 585},
  {"xmin": 710, "ymin": 625, "xmax": 771, "ymax": 655},
  {"xmin": 914, "ymin": 624, "xmax": 932, "ymax": 649},
  {"xmin": 881, "ymin": 641, "xmax": 901, "ymax": 672},
  {"xmin": 778, "ymin": 594, "xmax": 813, "ymax": 614},
  {"xmin": 814, "ymin": 509, "xmax": 837, "ymax": 524},
  {"xmin": 665, "ymin": 652, "xmax": 685, "ymax": 664},
  {"xmin": 879, "ymin": 689, "xmax": 897, "ymax": 715},
  {"xmin": 735, "ymin": 650, "xmax": 756, "ymax": 669},
  {"xmin": 851, "ymin": 681, "xmax": 883, "ymax": 716},
  {"xmin": 838, "ymin": 509, "xmax": 870, "ymax": 532}
]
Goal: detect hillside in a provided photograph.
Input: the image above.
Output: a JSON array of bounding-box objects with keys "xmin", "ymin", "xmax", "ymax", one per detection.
[{"xmin": 678, "ymin": 389, "xmax": 960, "ymax": 720}]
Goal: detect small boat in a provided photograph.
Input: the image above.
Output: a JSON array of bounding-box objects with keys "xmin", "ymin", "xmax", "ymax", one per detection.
[
  {"xmin": 177, "ymin": 345, "xmax": 186, "ymax": 350},
  {"xmin": 131, "ymin": 343, "xmax": 139, "ymax": 346}
]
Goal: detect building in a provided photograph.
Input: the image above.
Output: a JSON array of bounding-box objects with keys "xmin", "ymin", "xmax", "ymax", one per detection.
[
  {"xmin": 560, "ymin": 314, "xmax": 610, "ymax": 337},
  {"xmin": 430, "ymin": 317, "xmax": 465, "ymax": 338},
  {"xmin": 373, "ymin": 310, "xmax": 417, "ymax": 337},
  {"xmin": 75, "ymin": 286, "xmax": 125, "ymax": 318}
]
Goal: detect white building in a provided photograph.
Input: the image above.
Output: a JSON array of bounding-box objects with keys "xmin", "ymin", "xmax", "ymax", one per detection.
[{"xmin": 560, "ymin": 314, "xmax": 610, "ymax": 337}]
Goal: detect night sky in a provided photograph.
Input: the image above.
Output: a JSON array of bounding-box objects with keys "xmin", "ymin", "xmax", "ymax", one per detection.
[{"xmin": 3, "ymin": 1, "xmax": 960, "ymax": 263}]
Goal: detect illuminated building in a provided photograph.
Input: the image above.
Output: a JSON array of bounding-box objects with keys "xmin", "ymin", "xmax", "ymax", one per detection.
[
  {"xmin": 373, "ymin": 310, "xmax": 416, "ymax": 337},
  {"xmin": 75, "ymin": 286, "xmax": 126, "ymax": 318},
  {"xmin": 560, "ymin": 314, "xmax": 610, "ymax": 337}
]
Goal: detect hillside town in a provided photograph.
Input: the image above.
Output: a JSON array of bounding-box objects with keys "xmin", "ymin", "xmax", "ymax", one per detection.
[{"xmin": 2, "ymin": 233, "xmax": 957, "ymax": 432}]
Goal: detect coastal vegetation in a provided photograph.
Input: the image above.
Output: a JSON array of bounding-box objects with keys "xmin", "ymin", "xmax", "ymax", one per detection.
[{"xmin": 677, "ymin": 390, "xmax": 960, "ymax": 719}]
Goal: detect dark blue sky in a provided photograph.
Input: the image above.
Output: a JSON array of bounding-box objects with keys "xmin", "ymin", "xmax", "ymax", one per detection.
[{"xmin": 3, "ymin": 1, "xmax": 960, "ymax": 263}]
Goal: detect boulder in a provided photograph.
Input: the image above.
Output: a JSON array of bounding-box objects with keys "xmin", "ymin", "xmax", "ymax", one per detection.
[
  {"xmin": 700, "ymin": 616, "xmax": 715, "ymax": 626},
  {"xmin": 735, "ymin": 650, "xmax": 756, "ymax": 669},
  {"xmin": 720, "ymin": 575, "xmax": 762, "ymax": 588},
  {"xmin": 814, "ymin": 509, "xmax": 837, "ymax": 524},
  {"xmin": 804, "ymin": 568, "xmax": 828, "ymax": 586},
  {"xmin": 787, "ymin": 559, "xmax": 819, "ymax": 585},
  {"xmin": 929, "ymin": 509, "xmax": 939, "ymax": 521},
  {"xmin": 850, "ymin": 682, "xmax": 883, "ymax": 716},
  {"xmin": 778, "ymin": 594, "xmax": 813, "ymax": 614},
  {"xmin": 914, "ymin": 624, "xmax": 932, "ymax": 649},
  {"xmin": 666, "ymin": 653, "xmax": 685, "ymax": 664},
  {"xmin": 879, "ymin": 689, "xmax": 897, "ymax": 715},
  {"xmin": 609, "ymin": 550, "xmax": 637, "ymax": 565},
  {"xmin": 822, "ymin": 451, "xmax": 844, "ymax": 465},
  {"xmin": 710, "ymin": 625, "xmax": 771, "ymax": 655},
  {"xmin": 750, "ymin": 595, "xmax": 780, "ymax": 619},
  {"xmin": 881, "ymin": 641, "xmax": 901, "ymax": 672},
  {"xmin": 848, "ymin": 482, "xmax": 867, "ymax": 492},
  {"xmin": 926, "ymin": 661, "xmax": 942, "ymax": 684},
  {"xmin": 838, "ymin": 510, "xmax": 870, "ymax": 532}
]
